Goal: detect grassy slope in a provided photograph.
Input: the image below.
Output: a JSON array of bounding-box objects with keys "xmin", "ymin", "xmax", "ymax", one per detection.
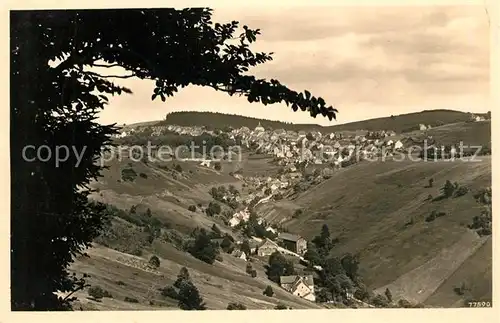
[
  {"xmin": 283, "ymin": 156, "xmax": 491, "ymax": 306},
  {"xmin": 85, "ymin": 117, "xmax": 491, "ymax": 309},
  {"xmin": 90, "ymin": 156, "xmax": 241, "ymax": 234},
  {"xmin": 402, "ymin": 120, "xmax": 491, "ymax": 148},
  {"xmin": 80, "ymin": 152, "xmax": 326, "ymax": 310},
  {"xmin": 71, "ymin": 243, "xmax": 323, "ymax": 310},
  {"xmin": 424, "ymin": 237, "xmax": 492, "ymax": 307},
  {"xmin": 324, "ymin": 110, "xmax": 472, "ymax": 133}
]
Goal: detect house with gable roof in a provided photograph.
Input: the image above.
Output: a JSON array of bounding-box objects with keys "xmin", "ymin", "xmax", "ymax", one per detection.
[
  {"xmin": 278, "ymin": 233, "xmax": 307, "ymax": 255},
  {"xmin": 280, "ymin": 275, "xmax": 316, "ymax": 302}
]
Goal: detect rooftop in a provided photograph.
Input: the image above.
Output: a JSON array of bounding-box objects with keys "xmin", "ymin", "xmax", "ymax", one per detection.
[
  {"xmin": 280, "ymin": 275, "xmax": 314, "ymax": 286},
  {"xmin": 278, "ymin": 232, "xmax": 303, "ymax": 242}
]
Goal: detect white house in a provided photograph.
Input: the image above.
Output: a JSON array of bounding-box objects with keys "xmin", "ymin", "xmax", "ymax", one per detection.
[
  {"xmin": 254, "ymin": 122, "xmax": 265, "ymax": 132},
  {"xmin": 231, "ymin": 249, "xmax": 247, "ymax": 261},
  {"xmin": 280, "ymin": 275, "xmax": 315, "ymax": 302},
  {"xmin": 200, "ymin": 160, "xmax": 211, "ymax": 167},
  {"xmin": 394, "ymin": 140, "xmax": 404, "ymax": 150}
]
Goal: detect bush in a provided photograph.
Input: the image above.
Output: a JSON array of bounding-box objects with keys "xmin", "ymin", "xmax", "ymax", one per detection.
[
  {"xmin": 246, "ymin": 263, "xmax": 253, "ymax": 274},
  {"xmin": 293, "ymin": 209, "xmax": 303, "ymax": 218},
  {"xmin": 206, "ymin": 202, "xmax": 221, "ymax": 217},
  {"xmin": 214, "ymin": 162, "xmax": 222, "ymax": 171},
  {"xmin": 188, "ymin": 205, "xmax": 196, "ymax": 212},
  {"xmin": 227, "ymin": 302, "xmax": 247, "ymax": 310},
  {"xmin": 263, "ymin": 285, "xmax": 274, "ymax": 297},
  {"xmin": 454, "ymin": 186, "xmax": 469, "ymax": 197},
  {"xmin": 174, "ymin": 267, "xmax": 191, "ymax": 288},
  {"xmin": 177, "ymin": 281, "xmax": 206, "ymax": 310},
  {"xmin": 425, "ymin": 210, "xmax": 446, "ymax": 222},
  {"xmin": 371, "ymin": 294, "xmax": 389, "ymax": 308},
  {"xmin": 174, "ymin": 164, "xmax": 183, "ymax": 173},
  {"xmin": 124, "ymin": 297, "xmax": 139, "ymax": 303},
  {"xmin": 384, "ymin": 288, "xmax": 392, "ymax": 303},
  {"xmin": 149, "ymin": 255, "xmax": 160, "ymax": 268},
  {"xmin": 160, "ymin": 286, "xmax": 179, "ymax": 300},
  {"xmin": 139, "ymin": 172, "xmax": 148, "ymax": 179},
  {"xmin": 397, "ymin": 298, "xmax": 413, "ymax": 308},
  {"xmin": 121, "ymin": 168, "xmax": 137, "ymax": 182},
  {"xmin": 88, "ymin": 286, "xmax": 112, "ymax": 300},
  {"xmin": 454, "ymin": 282, "xmax": 469, "ymax": 296},
  {"xmin": 250, "ymin": 269, "xmax": 257, "ymax": 278},
  {"xmin": 116, "ymin": 280, "xmax": 126, "ymax": 286},
  {"xmin": 354, "ymin": 286, "xmax": 370, "ymax": 301},
  {"xmin": 441, "ymin": 180, "xmax": 456, "ymax": 197},
  {"xmin": 187, "ymin": 229, "xmax": 219, "ymax": 264},
  {"xmin": 274, "ymin": 303, "xmax": 288, "ymax": 310}
]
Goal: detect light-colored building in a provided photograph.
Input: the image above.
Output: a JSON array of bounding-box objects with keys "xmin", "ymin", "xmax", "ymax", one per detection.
[
  {"xmin": 278, "ymin": 233, "xmax": 307, "ymax": 255},
  {"xmin": 231, "ymin": 249, "xmax": 247, "ymax": 261},
  {"xmin": 280, "ymin": 275, "xmax": 315, "ymax": 302},
  {"xmin": 254, "ymin": 122, "xmax": 265, "ymax": 132},
  {"xmin": 257, "ymin": 238, "xmax": 280, "ymax": 257},
  {"xmin": 394, "ymin": 140, "xmax": 404, "ymax": 150}
]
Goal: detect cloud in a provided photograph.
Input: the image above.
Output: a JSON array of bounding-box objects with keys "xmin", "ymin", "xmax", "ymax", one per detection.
[{"xmin": 98, "ymin": 6, "xmax": 490, "ymax": 126}]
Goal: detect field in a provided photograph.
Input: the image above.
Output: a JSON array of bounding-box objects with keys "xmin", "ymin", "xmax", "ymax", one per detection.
[
  {"xmin": 70, "ymin": 244, "xmax": 324, "ymax": 310},
  {"xmin": 281, "ymin": 156, "xmax": 491, "ymax": 306}
]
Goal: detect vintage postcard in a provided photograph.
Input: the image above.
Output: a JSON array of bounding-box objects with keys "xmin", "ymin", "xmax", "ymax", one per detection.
[{"xmin": 3, "ymin": 0, "xmax": 498, "ymax": 322}]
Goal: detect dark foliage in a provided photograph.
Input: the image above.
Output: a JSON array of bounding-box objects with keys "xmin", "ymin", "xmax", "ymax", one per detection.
[
  {"xmin": 187, "ymin": 229, "xmax": 220, "ymax": 264},
  {"xmin": 160, "ymin": 286, "xmax": 179, "ymax": 300},
  {"xmin": 88, "ymin": 286, "xmax": 112, "ymax": 300},
  {"xmin": 177, "ymin": 281, "xmax": 206, "ymax": 310},
  {"xmin": 124, "ymin": 297, "xmax": 139, "ymax": 303},
  {"xmin": 266, "ymin": 251, "xmax": 296, "ymax": 283},
  {"xmin": 227, "ymin": 302, "xmax": 247, "ymax": 310},
  {"xmin": 206, "ymin": 201, "xmax": 222, "ymax": 217},
  {"xmin": 263, "ymin": 285, "xmax": 274, "ymax": 297},
  {"xmin": 10, "ymin": 8, "xmax": 335, "ymax": 310},
  {"xmin": 384, "ymin": 288, "xmax": 392, "ymax": 303},
  {"xmin": 121, "ymin": 168, "xmax": 138, "ymax": 182},
  {"xmin": 274, "ymin": 303, "xmax": 288, "ymax": 310},
  {"xmin": 149, "ymin": 255, "xmax": 160, "ymax": 268},
  {"xmin": 425, "ymin": 210, "xmax": 446, "ymax": 222},
  {"xmin": 173, "ymin": 267, "xmax": 191, "ymax": 289}
]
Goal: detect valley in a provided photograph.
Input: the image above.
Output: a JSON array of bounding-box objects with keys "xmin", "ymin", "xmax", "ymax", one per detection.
[{"xmin": 70, "ymin": 111, "xmax": 492, "ymax": 310}]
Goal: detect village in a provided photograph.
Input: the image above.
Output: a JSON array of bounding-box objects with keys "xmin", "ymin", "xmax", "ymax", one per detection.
[{"xmin": 111, "ymin": 113, "xmax": 488, "ymax": 305}]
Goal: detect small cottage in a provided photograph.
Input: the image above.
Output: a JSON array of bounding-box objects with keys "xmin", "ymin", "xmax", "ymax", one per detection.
[
  {"xmin": 280, "ymin": 275, "xmax": 315, "ymax": 302},
  {"xmin": 257, "ymin": 238, "xmax": 280, "ymax": 257},
  {"xmin": 231, "ymin": 249, "xmax": 247, "ymax": 261},
  {"xmin": 278, "ymin": 233, "xmax": 307, "ymax": 255}
]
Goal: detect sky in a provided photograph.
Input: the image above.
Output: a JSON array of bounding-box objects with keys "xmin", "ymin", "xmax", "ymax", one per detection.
[{"xmin": 96, "ymin": 5, "xmax": 490, "ymax": 126}]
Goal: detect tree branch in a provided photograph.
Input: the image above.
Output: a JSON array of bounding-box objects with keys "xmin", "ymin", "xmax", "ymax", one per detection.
[
  {"xmin": 84, "ymin": 71, "xmax": 136, "ymax": 79},
  {"xmin": 91, "ymin": 63, "xmax": 122, "ymax": 68}
]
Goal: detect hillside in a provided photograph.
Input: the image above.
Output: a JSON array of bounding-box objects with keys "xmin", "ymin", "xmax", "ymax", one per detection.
[
  {"xmin": 76, "ymin": 115, "xmax": 492, "ymax": 310},
  {"xmin": 324, "ymin": 109, "xmax": 475, "ymax": 133},
  {"xmin": 277, "ymin": 156, "xmax": 491, "ymax": 306},
  {"xmin": 76, "ymin": 151, "xmax": 327, "ymax": 310},
  {"xmin": 69, "ymin": 244, "xmax": 323, "ymax": 310},
  {"xmin": 151, "ymin": 109, "xmax": 478, "ymax": 133},
  {"xmin": 157, "ymin": 111, "xmax": 324, "ymax": 131}
]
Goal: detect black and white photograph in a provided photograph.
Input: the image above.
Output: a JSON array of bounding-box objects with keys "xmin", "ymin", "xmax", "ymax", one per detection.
[{"xmin": 8, "ymin": 1, "xmax": 494, "ymax": 315}]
